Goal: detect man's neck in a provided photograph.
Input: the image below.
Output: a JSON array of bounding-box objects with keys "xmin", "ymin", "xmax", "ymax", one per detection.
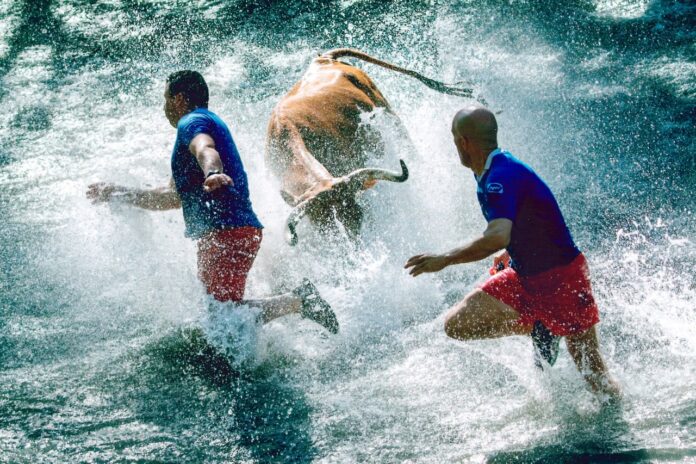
[
  {"xmin": 175, "ymin": 106, "xmax": 199, "ymax": 124},
  {"xmin": 472, "ymin": 158, "xmax": 486, "ymax": 177},
  {"xmin": 474, "ymin": 146, "xmax": 500, "ymax": 178}
]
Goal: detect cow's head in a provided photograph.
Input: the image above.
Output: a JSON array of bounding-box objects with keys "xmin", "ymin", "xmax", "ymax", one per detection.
[{"xmin": 285, "ymin": 160, "xmax": 409, "ymax": 245}]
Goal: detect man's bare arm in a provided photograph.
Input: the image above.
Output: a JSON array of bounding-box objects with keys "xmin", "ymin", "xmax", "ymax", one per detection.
[
  {"xmin": 86, "ymin": 179, "xmax": 181, "ymax": 210},
  {"xmin": 405, "ymin": 219, "xmax": 512, "ymax": 277},
  {"xmin": 189, "ymin": 133, "xmax": 233, "ymax": 192},
  {"xmin": 444, "ymin": 218, "xmax": 512, "ymax": 265}
]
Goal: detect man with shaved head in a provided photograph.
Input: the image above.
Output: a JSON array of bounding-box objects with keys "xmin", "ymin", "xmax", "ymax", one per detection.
[{"xmin": 405, "ymin": 107, "xmax": 620, "ymax": 398}]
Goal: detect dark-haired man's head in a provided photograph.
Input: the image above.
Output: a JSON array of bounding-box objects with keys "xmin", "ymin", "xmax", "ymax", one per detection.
[{"xmin": 163, "ymin": 70, "xmax": 209, "ymax": 127}]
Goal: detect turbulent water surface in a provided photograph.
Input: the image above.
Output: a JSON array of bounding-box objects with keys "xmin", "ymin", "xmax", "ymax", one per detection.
[{"xmin": 1, "ymin": 0, "xmax": 695, "ymax": 462}]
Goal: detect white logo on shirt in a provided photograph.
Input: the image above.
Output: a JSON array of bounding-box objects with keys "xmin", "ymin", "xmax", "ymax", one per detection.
[{"xmin": 487, "ymin": 182, "xmax": 504, "ymax": 194}]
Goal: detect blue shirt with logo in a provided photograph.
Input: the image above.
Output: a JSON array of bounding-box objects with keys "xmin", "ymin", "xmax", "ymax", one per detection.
[
  {"xmin": 171, "ymin": 108, "xmax": 263, "ymax": 238},
  {"xmin": 476, "ymin": 150, "xmax": 579, "ymax": 276}
]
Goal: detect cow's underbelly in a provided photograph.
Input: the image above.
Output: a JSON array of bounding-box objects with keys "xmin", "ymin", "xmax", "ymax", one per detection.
[
  {"xmin": 274, "ymin": 92, "xmax": 385, "ymax": 176},
  {"xmin": 301, "ymin": 123, "xmax": 385, "ymax": 176}
]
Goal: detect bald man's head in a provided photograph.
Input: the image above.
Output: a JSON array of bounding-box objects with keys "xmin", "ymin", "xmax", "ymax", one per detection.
[
  {"xmin": 451, "ymin": 107, "xmax": 499, "ymax": 173},
  {"xmin": 451, "ymin": 107, "xmax": 498, "ymax": 147}
]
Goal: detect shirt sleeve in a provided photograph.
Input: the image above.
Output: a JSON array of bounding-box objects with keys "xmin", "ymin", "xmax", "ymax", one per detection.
[
  {"xmin": 177, "ymin": 113, "xmax": 213, "ymax": 148},
  {"xmin": 483, "ymin": 168, "xmax": 519, "ymax": 222}
]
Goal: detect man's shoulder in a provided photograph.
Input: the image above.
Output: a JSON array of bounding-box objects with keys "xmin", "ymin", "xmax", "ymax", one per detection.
[
  {"xmin": 488, "ymin": 153, "xmax": 525, "ymax": 179},
  {"xmin": 493, "ymin": 151, "xmax": 522, "ymax": 167},
  {"xmin": 179, "ymin": 108, "xmax": 205, "ymax": 121},
  {"xmin": 177, "ymin": 109, "xmax": 224, "ymax": 131}
]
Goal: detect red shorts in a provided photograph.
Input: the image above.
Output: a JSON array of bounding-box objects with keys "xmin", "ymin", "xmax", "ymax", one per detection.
[
  {"xmin": 197, "ymin": 227, "xmax": 262, "ymax": 302},
  {"xmin": 480, "ymin": 253, "xmax": 600, "ymax": 336}
]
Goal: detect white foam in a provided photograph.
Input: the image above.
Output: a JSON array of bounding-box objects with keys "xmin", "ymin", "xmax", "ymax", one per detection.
[
  {"xmin": 593, "ymin": 0, "xmax": 651, "ymax": 19},
  {"xmin": 201, "ymin": 298, "xmax": 264, "ymax": 369}
]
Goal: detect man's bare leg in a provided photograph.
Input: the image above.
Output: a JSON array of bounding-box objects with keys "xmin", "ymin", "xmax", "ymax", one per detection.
[
  {"xmin": 566, "ymin": 326, "xmax": 621, "ymax": 398},
  {"xmin": 242, "ymin": 294, "xmax": 301, "ymax": 324},
  {"xmin": 444, "ymin": 289, "xmax": 532, "ymax": 340},
  {"xmin": 445, "ymin": 290, "xmax": 621, "ymax": 399},
  {"xmin": 241, "ymin": 280, "xmax": 339, "ymax": 334}
]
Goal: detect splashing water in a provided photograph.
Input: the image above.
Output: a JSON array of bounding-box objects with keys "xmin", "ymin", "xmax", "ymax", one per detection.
[{"xmin": 1, "ymin": 0, "xmax": 694, "ymax": 462}]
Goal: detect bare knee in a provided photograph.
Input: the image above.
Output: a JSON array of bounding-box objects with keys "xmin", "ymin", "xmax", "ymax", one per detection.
[
  {"xmin": 444, "ymin": 290, "xmax": 526, "ymax": 340},
  {"xmin": 444, "ymin": 291, "xmax": 486, "ymax": 340},
  {"xmin": 444, "ymin": 312, "xmax": 463, "ymax": 340}
]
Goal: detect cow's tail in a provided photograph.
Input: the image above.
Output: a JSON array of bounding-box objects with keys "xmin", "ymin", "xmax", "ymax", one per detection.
[{"xmin": 322, "ymin": 48, "xmax": 482, "ymax": 101}]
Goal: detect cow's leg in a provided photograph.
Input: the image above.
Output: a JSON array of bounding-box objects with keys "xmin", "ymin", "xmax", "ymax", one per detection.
[
  {"xmin": 280, "ymin": 190, "xmax": 299, "ymax": 207},
  {"xmin": 333, "ymin": 198, "xmax": 364, "ymax": 240}
]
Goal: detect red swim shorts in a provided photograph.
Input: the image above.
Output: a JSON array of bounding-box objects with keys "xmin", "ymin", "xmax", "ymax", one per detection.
[
  {"xmin": 480, "ymin": 253, "xmax": 600, "ymax": 336},
  {"xmin": 197, "ymin": 226, "xmax": 263, "ymax": 302}
]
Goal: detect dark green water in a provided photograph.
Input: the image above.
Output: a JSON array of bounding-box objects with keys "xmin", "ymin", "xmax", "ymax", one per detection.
[{"xmin": 1, "ymin": 0, "xmax": 694, "ymax": 462}]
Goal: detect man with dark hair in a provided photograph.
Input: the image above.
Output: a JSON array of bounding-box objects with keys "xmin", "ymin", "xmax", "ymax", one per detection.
[
  {"xmin": 405, "ymin": 106, "xmax": 620, "ymax": 399},
  {"xmin": 87, "ymin": 70, "xmax": 338, "ymax": 334},
  {"xmin": 166, "ymin": 70, "xmax": 209, "ymax": 109}
]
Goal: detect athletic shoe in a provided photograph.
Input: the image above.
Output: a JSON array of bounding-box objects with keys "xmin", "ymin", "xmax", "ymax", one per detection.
[
  {"xmin": 531, "ymin": 320, "xmax": 560, "ymax": 368},
  {"xmin": 293, "ymin": 279, "xmax": 339, "ymax": 334}
]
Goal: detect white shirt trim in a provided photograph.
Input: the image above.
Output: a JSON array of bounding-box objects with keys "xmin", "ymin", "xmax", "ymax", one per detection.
[{"xmin": 476, "ymin": 148, "xmax": 504, "ymax": 182}]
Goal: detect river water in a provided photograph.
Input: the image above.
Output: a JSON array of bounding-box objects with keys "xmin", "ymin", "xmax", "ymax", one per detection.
[{"xmin": 1, "ymin": 0, "xmax": 694, "ymax": 462}]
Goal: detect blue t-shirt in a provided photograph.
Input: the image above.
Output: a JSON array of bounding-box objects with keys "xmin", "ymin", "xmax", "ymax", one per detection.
[
  {"xmin": 171, "ymin": 108, "xmax": 263, "ymax": 238},
  {"xmin": 476, "ymin": 150, "xmax": 579, "ymax": 276}
]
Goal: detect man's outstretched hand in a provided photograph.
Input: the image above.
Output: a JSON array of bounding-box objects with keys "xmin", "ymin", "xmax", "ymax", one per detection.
[
  {"xmin": 87, "ymin": 182, "xmax": 119, "ymax": 203},
  {"xmin": 203, "ymin": 173, "xmax": 233, "ymax": 192},
  {"xmin": 404, "ymin": 254, "xmax": 450, "ymax": 277}
]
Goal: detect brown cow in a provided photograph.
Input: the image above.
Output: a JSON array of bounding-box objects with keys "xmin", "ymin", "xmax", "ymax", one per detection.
[{"xmin": 266, "ymin": 48, "xmax": 476, "ymax": 245}]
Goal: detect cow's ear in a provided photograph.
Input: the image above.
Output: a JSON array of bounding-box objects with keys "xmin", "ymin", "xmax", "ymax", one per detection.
[{"xmin": 281, "ymin": 190, "xmax": 299, "ymax": 207}]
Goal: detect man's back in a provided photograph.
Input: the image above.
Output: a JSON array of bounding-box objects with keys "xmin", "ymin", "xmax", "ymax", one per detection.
[
  {"xmin": 171, "ymin": 108, "xmax": 262, "ymax": 238},
  {"xmin": 477, "ymin": 151, "xmax": 579, "ymax": 276}
]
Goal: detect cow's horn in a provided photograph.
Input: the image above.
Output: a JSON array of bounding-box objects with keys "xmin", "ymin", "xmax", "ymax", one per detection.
[
  {"xmin": 345, "ymin": 159, "xmax": 409, "ymax": 188},
  {"xmin": 285, "ymin": 199, "xmax": 311, "ymax": 246},
  {"xmin": 284, "ymin": 187, "xmax": 337, "ymax": 246},
  {"xmin": 284, "ymin": 160, "xmax": 409, "ymax": 246}
]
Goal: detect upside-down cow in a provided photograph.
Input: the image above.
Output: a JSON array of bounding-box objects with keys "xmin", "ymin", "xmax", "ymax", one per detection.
[{"xmin": 266, "ymin": 48, "xmax": 476, "ymax": 245}]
